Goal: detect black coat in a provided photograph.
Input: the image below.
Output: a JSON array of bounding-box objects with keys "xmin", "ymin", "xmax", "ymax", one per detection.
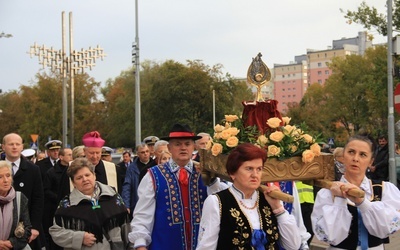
[
  {"xmin": 13, "ymin": 156, "xmax": 45, "ymax": 250},
  {"xmin": 44, "ymin": 161, "xmax": 67, "ymax": 250},
  {"xmin": 370, "ymin": 144, "xmax": 389, "ymax": 181},
  {"xmin": 36, "ymin": 157, "xmax": 55, "ymax": 180},
  {"xmin": 117, "ymin": 162, "xmax": 129, "ymax": 193}
]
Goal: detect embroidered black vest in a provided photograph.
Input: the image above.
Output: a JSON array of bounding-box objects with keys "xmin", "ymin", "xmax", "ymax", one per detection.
[
  {"xmin": 216, "ymin": 189, "xmax": 280, "ymax": 250},
  {"xmin": 333, "ymin": 181, "xmax": 390, "ymax": 249}
]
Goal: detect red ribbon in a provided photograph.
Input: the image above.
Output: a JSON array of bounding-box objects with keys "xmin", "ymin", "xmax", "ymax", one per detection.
[{"xmin": 169, "ymin": 132, "xmax": 194, "ymax": 137}]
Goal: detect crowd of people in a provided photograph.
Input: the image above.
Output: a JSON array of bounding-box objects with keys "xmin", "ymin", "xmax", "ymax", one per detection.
[{"xmin": 0, "ymin": 128, "xmax": 399, "ymax": 250}]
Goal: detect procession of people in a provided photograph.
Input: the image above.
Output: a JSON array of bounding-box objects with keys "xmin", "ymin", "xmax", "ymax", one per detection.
[{"xmin": 1, "ymin": 126, "xmax": 400, "ymax": 250}]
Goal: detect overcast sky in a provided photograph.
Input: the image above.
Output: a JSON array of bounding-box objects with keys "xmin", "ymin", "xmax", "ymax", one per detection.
[{"xmin": 0, "ymin": 0, "xmax": 388, "ymax": 93}]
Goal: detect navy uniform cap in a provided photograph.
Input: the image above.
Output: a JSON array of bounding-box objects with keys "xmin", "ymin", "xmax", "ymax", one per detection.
[
  {"xmin": 45, "ymin": 140, "xmax": 62, "ymax": 150},
  {"xmin": 22, "ymin": 148, "xmax": 36, "ymax": 158},
  {"xmin": 102, "ymin": 146, "xmax": 113, "ymax": 156},
  {"xmin": 143, "ymin": 136, "xmax": 159, "ymax": 145}
]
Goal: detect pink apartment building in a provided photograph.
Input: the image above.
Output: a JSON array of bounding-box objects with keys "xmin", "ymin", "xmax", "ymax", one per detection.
[{"xmin": 270, "ymin": 31, "xmax": 372, "ymax": 113}]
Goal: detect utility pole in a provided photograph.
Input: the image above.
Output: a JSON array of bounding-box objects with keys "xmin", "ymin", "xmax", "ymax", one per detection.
[
  {"xmin": 387, "ymin": 0, "xmax": 396, "ymax": 185},
  {"xmin": 29, "ymin": 11, "xmax": 105, "ymax": 148},
  {"xmin": 133, "ymin": 0, "xmax": 141, "ymax": 145}
]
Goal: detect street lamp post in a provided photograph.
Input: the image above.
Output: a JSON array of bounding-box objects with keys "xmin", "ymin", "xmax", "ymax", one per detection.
[
  {"xmin": 0, "ymin": 32, "xmax": 13, "ymax": 38},
  {"xmin": 132, "ymin": 0, "xmax": 141, "ymax": 145},
  {"xmin": 29, "ymin": 11, "xmax": 105, "ymax": 147}
]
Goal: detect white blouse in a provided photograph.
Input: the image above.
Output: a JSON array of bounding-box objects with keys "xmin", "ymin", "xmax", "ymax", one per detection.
[
  {"xmin": 196, "ymin": 186, "xmax": 302, "ymax": 250},
  {"xmin": 311, "ymin": 176, "xmax": 400, "ymax": 250}
]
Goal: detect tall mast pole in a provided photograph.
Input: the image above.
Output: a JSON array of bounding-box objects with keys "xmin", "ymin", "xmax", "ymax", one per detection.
[
  {"xmin": 62, "ymin": 11, "xmax": 68, "ymax": 147},
  {"xmin": 134, "ymin": 0, "xmax": 141, "ymax": 145},
  {"xmin": 69, "ymin": 12, "xmax": 75, "ymax": 148}
]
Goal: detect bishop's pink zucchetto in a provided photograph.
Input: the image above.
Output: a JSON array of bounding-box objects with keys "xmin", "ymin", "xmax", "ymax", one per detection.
[{"xmin": 82, "ymin": 131, "xmax": 105, "ymax": 148}]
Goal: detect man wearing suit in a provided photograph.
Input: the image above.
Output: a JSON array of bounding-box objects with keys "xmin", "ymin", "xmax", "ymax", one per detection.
[
  {"xmin": 2, "ymin": 133, "xmax": 45, "ymax": 250},
  {"xmin": 36, "ymin": 139, "xmax": 62, "ymax": 179},
  {"xmin": 117, "ymin": 150, "xmax": 132, "ymax": 193}
]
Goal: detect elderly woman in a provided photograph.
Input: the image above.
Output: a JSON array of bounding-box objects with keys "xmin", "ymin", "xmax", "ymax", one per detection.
[
  {"xmin": 49, "ymin": 158, "xmax": 129, "ymax": 250},
  {"xmin": 311, "ymin": 134, "xmax": 400, "ymax": 250},
  {"xmin": 0, "ymin": 161, "xmax": 32, "ymax": 250},
  {"xmin": 333, "ymin": 147, "xmax": 345, "ymax": 181},
  {"xmin": 196, "ymin": 143, "xmax": 301, "ymax": 250}
]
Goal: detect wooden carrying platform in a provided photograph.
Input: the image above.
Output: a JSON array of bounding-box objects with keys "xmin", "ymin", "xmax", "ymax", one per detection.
[
  {"xmin": 199, "ymin": 150, "xmax": 364, "ymax": 202},
  {"xmin": 200, "ymin": 149, "xmax": 335, "ymax": 182}
]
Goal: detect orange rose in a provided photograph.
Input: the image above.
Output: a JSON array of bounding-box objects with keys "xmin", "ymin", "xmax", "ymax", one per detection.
[
  {"xmin": 302, "ymin": 134, "xmax": 313, "ymax": 143},
  {"xmin": 211, "ymin": 143, "xmax": 223, "ymax": 156},
  {"xmin": 214, "ymin": 132, "xmax": 221, "ymax": 139},
  {"xmin": 293, "ymin": 128, "xmax": 302, "ymax": 136},
  {"xmin": 302, "ymin": 150, "xmax": 315, "ymax": 163},
  {"xmin": 226, "ymin": 127, "xmax": 240, "ymax": 136},
  {"xmin": 268, "ymin": 145, "xmax": 281, "ymax": 157},
  {"xmin": 257, "ymin": 135, "xmax": 268, "ymax": 146},
  {"xmin": 290, "ymin": 144, "xmax": 298, "ymax": 153},
  {"xmin": 282, "ymin": 116, "xmax": 291, "ymax": 125},
  {"xmin": 310, "ymin": 143, "xmax": 321, "ymax": 156},
  {"xmin": 214, "ymin": 124, "xmax": 224, "ymax": 133},
  {"xmin": 226, "ymin": 136, "xmax": 239, "ymax": 148},
  {"xmin": 269, "ymin": 131, "xmax": 284, "ymax": 142},
  {"xmin": 225, "ymin": 115, "xmax": 239, "ymax": 123},
  {"xmin": 283, "ymin": 125, "xmax": 295, "ymax": 135},
  {"xmin": 220, "ymin": 130, "xmax": 231, "ymax": 140},
  {"xmin": 266, "ymin": 117, "xmax": 282, "ymax": 129}
]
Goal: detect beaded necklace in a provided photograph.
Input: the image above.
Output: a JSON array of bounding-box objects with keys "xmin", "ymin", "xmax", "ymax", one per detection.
[{"xmin": 239, "ymin": 199, "xmax": 258, "ymax": 210}]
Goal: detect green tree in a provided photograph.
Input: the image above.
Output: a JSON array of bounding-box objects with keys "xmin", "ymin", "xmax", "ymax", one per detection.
[
  {"xmin": 0, "ymin": 91, "xmax": 25, "ymax": 140},
  {"xmin": 19, "ymin": 72, "xmax": 63, "ymax": 143},
  {"xmin": 0, "ymin": 71, "xmax": 102, "ymax": 149},
  {"xmin": 0, "ymin": 60, "xmax": 252, "ymax": 148},
  {"xmin": 102, "ymin": 60, "xmax": 253, "ymax": 146},
  {"xmin": 101, "ymin": 70, "xmax": 136, "ymax": 147},
  {"xmin": 287, "ymin": 46, "xmax": 391, "ymax": 145},
  {"xmin": 71, "ymin": 73, "xmax": 103, "ymax": 146},
  {"xmin": 141, "ymin": 59, "xmax": 251, "ymax": 136},
  {"xmin": 341, "ymin": 0, "xmax": 400, "ymax": 36}
]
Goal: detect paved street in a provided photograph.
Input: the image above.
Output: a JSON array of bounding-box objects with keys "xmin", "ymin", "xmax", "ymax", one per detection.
[{"xmin": 310, "ymin": 230, "xmax": 400, "ymax": 250}]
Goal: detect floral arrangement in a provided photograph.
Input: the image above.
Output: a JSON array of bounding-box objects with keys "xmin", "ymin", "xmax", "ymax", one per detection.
[{"xmin": 206, "ymin": 115, "xmax": 322, "ymax": 163}]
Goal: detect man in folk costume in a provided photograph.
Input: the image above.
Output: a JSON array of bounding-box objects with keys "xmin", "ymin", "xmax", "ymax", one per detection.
[
  {"xmin": 82, "ymin": 131, "xmax": 121, "ymax": 194},
  {"xmin": 128, "ymin": 124, "xmax": 227, "ymax": 250}
]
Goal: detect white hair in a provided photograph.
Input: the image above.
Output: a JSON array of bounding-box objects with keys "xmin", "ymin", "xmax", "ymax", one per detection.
[{"xmin": 154, "ymin": 140, "xmax": 169, "ymax": 151}]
